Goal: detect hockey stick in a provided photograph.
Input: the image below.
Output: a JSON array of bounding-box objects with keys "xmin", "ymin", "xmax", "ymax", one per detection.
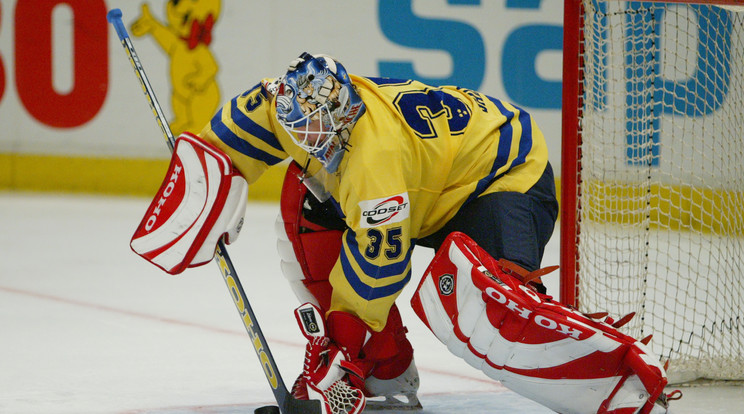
[{"xmin": 106, "ymin": 9, "xmax": 319, "ymax": 414}]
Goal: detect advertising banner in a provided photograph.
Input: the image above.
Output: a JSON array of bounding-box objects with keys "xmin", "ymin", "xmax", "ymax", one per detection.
[{"xmin": 0, "ymin": 0, "xmax": 564, "ymax": 197}]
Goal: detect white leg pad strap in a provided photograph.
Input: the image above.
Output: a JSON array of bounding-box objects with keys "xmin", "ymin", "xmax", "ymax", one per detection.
[{"xmin": 411, "ymin": 232, "xmax": 669, "ymax": 414}]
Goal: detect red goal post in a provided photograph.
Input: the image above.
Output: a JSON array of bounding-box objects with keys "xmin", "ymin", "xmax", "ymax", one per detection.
[{"xmin": 561, "ymin": 0, "xmax": 744, "ymax": 383}]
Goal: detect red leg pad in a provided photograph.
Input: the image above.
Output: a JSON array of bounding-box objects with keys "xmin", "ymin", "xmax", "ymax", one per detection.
[{"xmin": 280, "ymin": 161, "xmax": 343, "ymax": 311}]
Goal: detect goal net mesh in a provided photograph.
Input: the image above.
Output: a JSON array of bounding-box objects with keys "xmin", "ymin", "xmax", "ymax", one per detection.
[{"xmin": 574, "ymin": 0, "xmax": 744, "ymax": 383}]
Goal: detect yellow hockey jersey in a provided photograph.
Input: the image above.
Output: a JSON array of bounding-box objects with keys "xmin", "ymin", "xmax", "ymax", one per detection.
[{"xmin": 200, "ymin": 75, "xmax": 549, "ymax": 331}]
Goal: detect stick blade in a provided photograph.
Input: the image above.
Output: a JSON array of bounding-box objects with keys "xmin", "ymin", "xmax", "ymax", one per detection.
[{"xmin": 254, "ymin": 405, "xmax": 280, "ymax": 414}]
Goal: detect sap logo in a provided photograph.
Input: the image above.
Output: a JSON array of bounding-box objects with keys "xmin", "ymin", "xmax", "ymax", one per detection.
[
  {"xmin": 377, "ymin": 0, "xmax": 563, "ymax": 109},
  {"xmin": 359, "ymin": 193, "xmax": 410, "ymax": 228},
  {"xmin": 378, "ymin": 0, "xmax": 485, "ymax": 90},
  {"xmin": 145, "ymin": 164, "xmax": 182, "ymax": 231},
  {"xmin": 484, "ymin": 286, "xmax": 584, "ymax": 340}
]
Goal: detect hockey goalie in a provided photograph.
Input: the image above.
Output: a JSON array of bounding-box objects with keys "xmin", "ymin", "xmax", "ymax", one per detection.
[
  {"xmin": 131, "ymin": 142, "xmax": 676, "ymax": 413},
  {"xmin": 127, "ymin": 51, "xmax": 679, "ymax": 414},
  {"xmin": 275, "ymin": 161, "xmax": 675, "ymax": 414}
]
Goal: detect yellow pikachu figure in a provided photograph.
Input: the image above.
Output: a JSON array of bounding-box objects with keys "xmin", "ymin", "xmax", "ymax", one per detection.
[{"xmin": 131, "ymin": 0, "xmax": 221, "ymax": 136}]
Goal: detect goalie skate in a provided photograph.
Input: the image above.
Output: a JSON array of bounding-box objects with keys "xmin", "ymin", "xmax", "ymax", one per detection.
[{"xmin": 364, "ymin": 359, "xmax": 422, "ymax": 411}]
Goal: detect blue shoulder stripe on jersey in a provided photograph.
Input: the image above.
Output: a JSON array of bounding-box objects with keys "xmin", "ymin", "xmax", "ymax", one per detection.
[
  {"xmin": 512, "ymin": 104, "xmax": 533, "ymax": 166},
  {"xmin": 230, "ymin": 96, "xmax": 284, "ymax": 152},
  {"xmin": 464, "ymin": 98, "xmax": 533, "ymax": 205},
  {"xmin": 209, "ymin": 107, "xmax": 284, "ymax": 166},
  {"xmin": 364, "ymin": 77, "xmax": 413, "ymax": 86}
]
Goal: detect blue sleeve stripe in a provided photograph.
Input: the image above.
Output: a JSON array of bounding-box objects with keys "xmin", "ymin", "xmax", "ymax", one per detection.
[
  {"xmin": 463, "ymin": 98, "xmax": 515, "ymax": 203},
  {"xmin": 512, "ymin": 104, "xmax": 533, "ymax": 167},
  {"xmin": 209, "ymin": 108, "xmax": 284, "ymax": 166},
  {"xmin": 341, "ymin": 257, "xmax": 412, "ymax": 300},
  {"xmin": 338, "ymin": 229, "xmax": 414, "ymax": 300},
  {"xmin": 229, "ymin": 96, "xmax": 284, "ymax": 152},
  {"xmin": 343, "ymin": 230, "xmax": 414, "ymax": 278},
  {"xmin": 463, "ymin": 98, "xmax": 534, "ymax": 204}
]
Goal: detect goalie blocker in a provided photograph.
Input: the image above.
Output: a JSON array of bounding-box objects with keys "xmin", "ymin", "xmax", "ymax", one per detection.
[
  {"xmin": 411, "ymin": 232, "xmax": 674, "ymax": 414},
  {"xmin": 131, "ymin": 132, "xmax": 248, "ymax": 274}
]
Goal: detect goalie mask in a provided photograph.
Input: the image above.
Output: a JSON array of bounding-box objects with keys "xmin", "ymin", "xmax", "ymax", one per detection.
[{"xmin": 275, "ymin": 52, "xmax": 366, "ymax": 173}]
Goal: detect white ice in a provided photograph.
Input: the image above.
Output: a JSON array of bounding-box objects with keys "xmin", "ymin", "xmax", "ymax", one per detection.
[{"xmin": 1, "ymin": 193, "xmax": 742, "ymax": 413}]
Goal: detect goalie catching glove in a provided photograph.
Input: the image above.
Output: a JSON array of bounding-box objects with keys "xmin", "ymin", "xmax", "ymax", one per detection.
[
  {"xmin": 411, "ymin": 232, "xmax": 674, "ymax": 414},
  {"xmin": 131, "ymin": 132, "xmax": 248, "ymax": 274},
  {"xmin": 293, "ymin": 303, "xmax": 367, "ymax": 414}
]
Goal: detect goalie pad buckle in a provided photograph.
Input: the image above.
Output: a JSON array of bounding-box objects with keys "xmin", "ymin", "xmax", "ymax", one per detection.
[
  {"xmin": 130, "ymin": 132, "xmax": 248, "ymax": 274},
  {"xmin": 410, "ymin": 232, "xmax": 670, "ymax": 414}
]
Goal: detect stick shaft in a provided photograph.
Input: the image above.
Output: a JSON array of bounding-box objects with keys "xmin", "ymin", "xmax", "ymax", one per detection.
[
  {"xmin": 107, "ymin": 8, "xmax": 174, "ymax": 151},
  {"xmin": 106, "ymin": 9, "xmax": 319, "ymax": 414}
]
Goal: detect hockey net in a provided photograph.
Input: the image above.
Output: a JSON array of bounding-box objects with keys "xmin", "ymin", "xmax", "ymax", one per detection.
[{"xmin": 561, "ymin": 0, "xmax": 744, "ymax": 384}]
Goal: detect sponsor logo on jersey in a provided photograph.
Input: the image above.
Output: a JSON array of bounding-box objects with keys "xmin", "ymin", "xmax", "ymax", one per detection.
[{"xmin": 359, "ymin": 192, "xmax": 410, "ymax": 228}]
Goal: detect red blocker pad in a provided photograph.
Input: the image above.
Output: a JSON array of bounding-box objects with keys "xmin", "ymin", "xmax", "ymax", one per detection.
[
  {"xmin": 411, "ymin": 232, "xmax": 669, "ymax": 414},
  {"xmin": 131, "ymin": 132, "xmax": 248, "ymax": 275}
]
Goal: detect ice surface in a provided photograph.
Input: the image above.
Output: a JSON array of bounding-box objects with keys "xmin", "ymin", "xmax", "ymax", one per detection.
[{"xmin": 0, "ymin": 193, "xmax": 742, "ymax": 413}]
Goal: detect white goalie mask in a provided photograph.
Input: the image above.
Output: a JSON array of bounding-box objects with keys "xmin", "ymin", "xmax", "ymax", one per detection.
[{"xmin": 275, "ymin": 52, "xmax": 366, "ymax": 173}]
